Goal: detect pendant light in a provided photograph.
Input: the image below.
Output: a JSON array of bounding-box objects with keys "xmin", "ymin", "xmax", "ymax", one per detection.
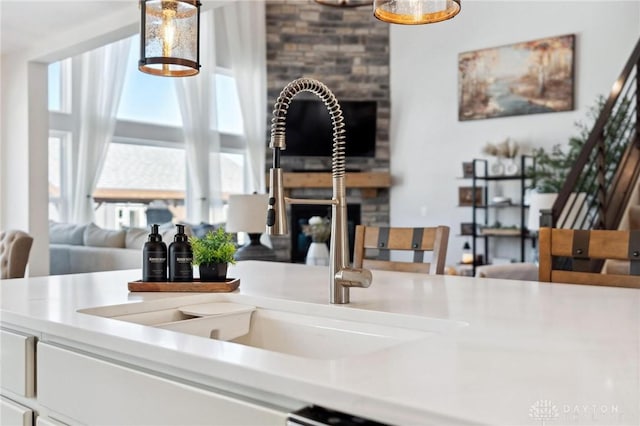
[
  {"xmin": 374, "ymin": 0, "xmax": 461, "ymax": 24},
  {"xmin": 315, "ymin": 0, "xmax": 373, "ymax": 6},
  {"xmin": 139, "ymin": 0, "xmax": 201, "ymax": 77}
]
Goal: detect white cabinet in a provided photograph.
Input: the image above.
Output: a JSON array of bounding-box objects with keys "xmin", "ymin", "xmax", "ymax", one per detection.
[
  {"xmin": 1, "ymin": 397, "xmax": 33, "ymax": 426},
  {"xmin": 35, "ymin": 416, "xmax": 66, "ymax": 426},
  {"xmin": 38, "ymin": 343, "xmax": 288, "ymax": 425},
  {"xmin": 0, "ymin": 330, "xmax": 36, "ymax": 397}
]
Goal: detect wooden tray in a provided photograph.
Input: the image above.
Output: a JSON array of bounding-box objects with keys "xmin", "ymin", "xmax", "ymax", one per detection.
[{"xmin": 128, "ymin": 278, "xmax": 240, "ymax": 293}]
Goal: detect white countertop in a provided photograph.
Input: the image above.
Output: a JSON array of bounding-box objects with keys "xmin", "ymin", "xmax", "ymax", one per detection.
[{"xmin": 1, "ymin": 261, "xmax": 639, "ymax": 425}]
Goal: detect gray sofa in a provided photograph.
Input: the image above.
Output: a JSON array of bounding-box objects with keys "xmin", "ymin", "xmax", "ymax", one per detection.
[{"xmin": 49, "ymin": 222, "xmax": 192, "ymax": 275}]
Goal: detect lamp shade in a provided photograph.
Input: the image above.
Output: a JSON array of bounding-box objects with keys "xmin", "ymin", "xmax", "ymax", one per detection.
[
  {"xmin": 139, "ymin": 0, "xmax": 201, "ymax": 77},
  {"xmin": 373, "ymin": 0, "xmax": 460, "ymax": 24},
  {"xmin": 226, "ymin": 194, "xmax": 269, "ymax": 234}
]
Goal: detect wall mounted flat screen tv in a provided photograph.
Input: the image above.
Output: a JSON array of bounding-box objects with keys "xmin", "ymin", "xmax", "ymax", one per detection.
[{"xmin": 282, "ymin": 100, "xmax": 377, "ymax": 157}]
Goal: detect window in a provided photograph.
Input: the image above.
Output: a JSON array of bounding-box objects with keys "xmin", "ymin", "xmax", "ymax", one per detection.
[
  {"xmin": 219, "ymin": 152, "xmax": 245, "ymax": 196},
  {"xmin": 215, "ymin": 72, "xmax": 244, "ymax": 135},
  {"xmin": 48, "ymin": 133, "xmax": 71, "ymax": 221},
  {"xmin": 48, "ymin": 59, "xmax": 71, "ymax": 112},
  {"xmin": 95, "ymin": 142, "xmax": 186, "ymax": 227},
  {"xmin": 48, "ymin": 30, "xmax": 248, "ymax": 228},
  {"xmin": 117, "ymin": 36, "xmax": 183, "ymax": 127},
  {"xmin": 48, "ymin": 62, "xmax": 62, "ymax": 111}
]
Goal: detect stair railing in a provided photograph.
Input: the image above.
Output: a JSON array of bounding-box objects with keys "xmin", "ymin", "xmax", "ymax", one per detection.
[{"xmin": 546, "ymin": 38, "xmax": 640, "ymax": 230}]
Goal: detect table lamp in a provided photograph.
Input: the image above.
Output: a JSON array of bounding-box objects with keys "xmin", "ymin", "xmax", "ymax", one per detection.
[
  {"xmin": 226, "ymin": 194, "xmax": 277, "ymax": 261},
  {"xmin": 461, "ymin": 241, "xmax": 474, "ymax": 264}
]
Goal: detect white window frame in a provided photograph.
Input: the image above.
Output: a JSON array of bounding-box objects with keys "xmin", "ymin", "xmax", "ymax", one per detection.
[
  {"xmin": 48, "ymin": 44, "xmax": 251, "ymax": 225},
  {"xmin": 48, "ymin": 130, "xmax": 72, "ymax": 221}
]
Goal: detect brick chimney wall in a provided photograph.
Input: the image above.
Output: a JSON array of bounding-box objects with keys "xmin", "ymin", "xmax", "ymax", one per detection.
[{"xmin": 266, "ymin": 1, "xmax": 390, "ymax": 262}]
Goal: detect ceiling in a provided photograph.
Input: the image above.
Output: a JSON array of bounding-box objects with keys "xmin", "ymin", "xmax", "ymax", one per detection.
[{"xmin": 0, "ymin": 1, "xmax": 132, "ymax": 55}]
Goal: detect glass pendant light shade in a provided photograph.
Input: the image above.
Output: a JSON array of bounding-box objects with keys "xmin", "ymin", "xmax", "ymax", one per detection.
[
  {"xmin": 374, "ymin": 0, "xmax": 460, "ymax": 24},
  {"xmin": 139, "ymin": 0, "xmax": 201, "ymax": 77}
]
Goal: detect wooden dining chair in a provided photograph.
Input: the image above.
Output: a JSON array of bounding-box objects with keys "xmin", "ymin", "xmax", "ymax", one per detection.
[
  {"xmin": 353, "ymin": 225, "xmax": 450, "ymax": 274},
  {"xmin": 538, "ymin": 227, "xmax": 640, "ymax": 288}
]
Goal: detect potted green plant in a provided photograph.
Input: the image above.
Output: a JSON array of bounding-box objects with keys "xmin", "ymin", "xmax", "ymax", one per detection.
[
  {"xmin": 189, "ymin": 227, "xmax": 237, "ymax": 282},
  {"xmin": 527, "ymin": 109, "xmax": 595, "ymax": 230},
  {"xmin": 528, "ymin": 95, "xmax": 628, "ymax": 193}
]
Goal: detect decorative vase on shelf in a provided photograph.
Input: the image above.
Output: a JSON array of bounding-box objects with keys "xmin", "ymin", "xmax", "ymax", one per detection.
[
  {"xmin": 490, "ymin": 158, "xmax": 505, "ymax": 176},
  {"xmin": 306, "ymin": 242, "xmax": 329, "ymax": 266},
  {"xmin": 504, "ymin": 158, "xmax": 520, "ymax": 176}
]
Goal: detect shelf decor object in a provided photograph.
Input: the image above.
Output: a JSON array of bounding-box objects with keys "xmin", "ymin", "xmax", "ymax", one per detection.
[
  {"xmin": 460, "ymin": 222, "xmax": 474, "ymax": 236},
  {"xmin": 480, "ymin": 228, "xmax": 521, "ymax": 236},
  {"xmin": 461, "ymin": 242, "xmax": 474, "ymax": 264},
  {"xmin": 462, "ymin": 162, "xmax": 474, "ymax": 178},
  {"xmin": 139, "ymin": 0, "xmax": 201, "ymax": 77},
  {"xmin": 459, "ymin": 156, "xmax": 534, "ymax": 275},
  {"xmin": 458, "ymin": 186, "xmax": 484, "ymax": 207},
  {"xmin": 374, "ymin": 0, "xmax": 460, "ymax": 25}
]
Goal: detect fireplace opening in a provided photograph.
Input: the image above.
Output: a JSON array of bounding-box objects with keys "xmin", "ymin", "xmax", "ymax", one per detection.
[{"xmin": 290, "ymin": 204, "xmax": 361, "ymax": 263}]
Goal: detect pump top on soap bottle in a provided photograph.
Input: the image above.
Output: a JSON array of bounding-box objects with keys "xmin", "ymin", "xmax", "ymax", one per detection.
[
  {"xmin": 142, "ymin": 224, "xmax": 167, "ymax": 282},
  {"xmin": 169, "ymin": 224, "xmax": 193, "ymax": 282},
  {"xmin": 173, "ymin": 224, "xmax": 188, "ymax": 242},
  {"xmin": 148, "ymin": 224, "xmax": 161, "ymax": 241}
]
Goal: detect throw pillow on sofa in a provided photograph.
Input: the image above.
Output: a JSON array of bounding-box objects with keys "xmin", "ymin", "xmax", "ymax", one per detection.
[
  {"xmin": 125, "ymin": 228, "xmax": 149, "ymax": 249},
  {"xmin": 84, "ymin": 223, "xmax": 126, "ymax": 248},
  {"xmin": 158, "ymin": 222, "xmax": 193, "ymax": 242},
  {"xmin": 49, "ymin": 221, "xmax": 87, "ymax": 245}
]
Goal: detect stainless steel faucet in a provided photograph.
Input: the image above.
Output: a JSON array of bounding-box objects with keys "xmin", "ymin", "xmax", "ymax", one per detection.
[{"xmin": 266, "ymin": 78, "xmax": 372, "ymax": 304}]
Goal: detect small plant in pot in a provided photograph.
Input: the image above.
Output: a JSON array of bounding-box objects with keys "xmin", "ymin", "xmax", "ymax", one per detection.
[{"xmin": 189, "ymin": 228, "xmax": 237, "ymax": 282}]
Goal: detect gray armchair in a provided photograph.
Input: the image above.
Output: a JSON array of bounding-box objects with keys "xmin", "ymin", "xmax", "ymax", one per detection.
[{"xmin": 0, "ymin": 229, "xmax": 34, "ymax": 279}]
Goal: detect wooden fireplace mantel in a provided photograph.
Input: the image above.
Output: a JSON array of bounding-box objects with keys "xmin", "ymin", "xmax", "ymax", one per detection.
[{"xmin": 266, "ymin": 171, "xmax": 391, "ymax": 198}]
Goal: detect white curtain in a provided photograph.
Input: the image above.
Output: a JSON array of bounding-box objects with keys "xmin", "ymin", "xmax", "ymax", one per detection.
[
  {"xmin": 70, "ymin": 37, "xmax": 131, "ymax": 223},
  {"xmin": 223, "ymin": 0, "xmax": 267, "ymax": 193},
  {"xmin": 175, "ymin": 10, "xmax": 222, "ymax": 224}
]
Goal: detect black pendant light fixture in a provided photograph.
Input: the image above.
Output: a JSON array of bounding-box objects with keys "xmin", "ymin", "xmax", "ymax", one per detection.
[
  {"xmin": 373, "ymin": 0, "xmax": 461, "ymax": 24},
  {"xmin": 139, "ymin": 0, "xmax": 201, "ymax": 77}
]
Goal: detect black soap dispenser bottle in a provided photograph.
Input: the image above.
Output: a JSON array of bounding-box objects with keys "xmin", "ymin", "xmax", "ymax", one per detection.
[
  {"xmin": 142, "ymin": 224, "xmax": 167, "ymax": 282},
  {"xmin": 169, "ymin": 224, "xmax": 193, "ymax": 282}
]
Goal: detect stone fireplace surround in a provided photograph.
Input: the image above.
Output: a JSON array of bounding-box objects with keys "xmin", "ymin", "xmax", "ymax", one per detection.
[
  {"xmin": 267, "ymin": 166, "xmax": 390, "ymax": 262},
  {"xmin": 266, "ymin": 1, "xmax": 391, "ymax": 262}
]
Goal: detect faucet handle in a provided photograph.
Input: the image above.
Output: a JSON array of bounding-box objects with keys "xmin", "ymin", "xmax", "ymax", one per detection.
[
  {"xmin": 267, "ymin": 168, "xmax": 288, "ymax": 235},
  {"xmin": 335, "ymin": 267, "xmax": 373, "ymax": 288}
]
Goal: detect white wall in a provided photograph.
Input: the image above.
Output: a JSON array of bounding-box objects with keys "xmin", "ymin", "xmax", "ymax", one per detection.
[
  {"xmin": 0, "ymin": 56, "xmax": 50, "ymax": 276},
  {"xmin": 389, "ymin": 1, "xmax": 640, "ymax": 267}
]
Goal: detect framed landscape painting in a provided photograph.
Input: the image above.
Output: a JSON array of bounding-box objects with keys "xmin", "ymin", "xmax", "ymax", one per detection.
[{"xmin": 458, "ymin": 34, "xmax": 575, "ymax": 121}]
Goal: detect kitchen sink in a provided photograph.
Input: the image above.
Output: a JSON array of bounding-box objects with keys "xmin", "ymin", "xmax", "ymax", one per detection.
[{"xmin": 79, "ymin": 295, "xmax": 462, "ymax": 360}]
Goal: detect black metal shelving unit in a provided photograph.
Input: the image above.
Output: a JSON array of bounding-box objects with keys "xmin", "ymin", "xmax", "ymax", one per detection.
[{"xmin": 460, "ymin": 155, "xmax": 533, "ymax": 276}]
